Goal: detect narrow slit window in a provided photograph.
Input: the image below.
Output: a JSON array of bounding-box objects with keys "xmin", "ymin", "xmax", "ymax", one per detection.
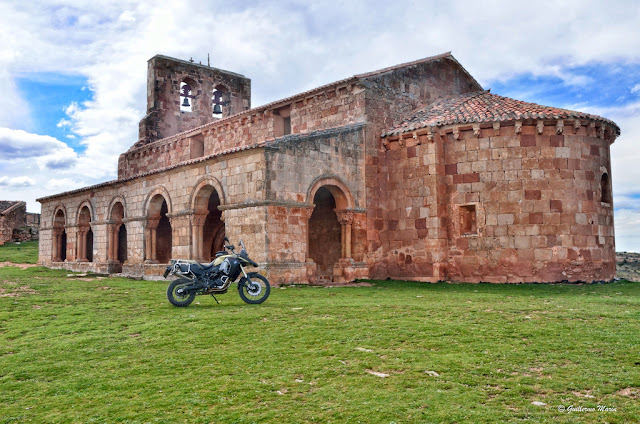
[
  {"xmin": 601, "ymin": 173, "xmax": 612, "ymax": 204},
  {"xmin": 460, "ymin": 204, "xmax": 477, "ymax": 235}
]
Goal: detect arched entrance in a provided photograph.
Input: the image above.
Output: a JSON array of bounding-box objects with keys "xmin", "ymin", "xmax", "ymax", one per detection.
[
  {"xmin": 146, "ymin": 194, "xmax": 172, "ymax": 264},
  {"xmin": 77, "ymin": 205, "xmax": 93, "ymax": 262},
  {"xmin": 109, "ymin": 201, "xmax": 127, "ymax": 265},
  {"xmin": 53, "ymin": 209, "xmax": 67, "ymax": 262},
  {"xmin": 192, "ymin": 184, "xmax": 224, "ymax": 261},
  {"xmin": 307, "ymin": 178, "xmax": 355, "ymax": 283},
  {"xmin": 309, "ymin": 187, "xmax": 342, "ymax": 281}
]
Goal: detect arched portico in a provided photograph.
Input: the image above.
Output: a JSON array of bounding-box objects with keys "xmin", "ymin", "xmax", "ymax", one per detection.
[
  {"xmin": 52, "ymin": 207, "xmax": 67, "ymax": 262},
  {"xmin": 76, "ymin": 203, "xmax": 93, "ymax": 262},
  {"xmin": 191, "ymin": 180, "xmax": 225, "ymax": 261},
  {"xmin": 145, "ymin": 192, "xmax": 172, "ymax": 264},
  {"xmin": 306, "ymin": 177, "xmax": 356, "ymax": 282},
  {"xmin": 108, "ymin": 199, "xmax": 127, "ymax": 265}
]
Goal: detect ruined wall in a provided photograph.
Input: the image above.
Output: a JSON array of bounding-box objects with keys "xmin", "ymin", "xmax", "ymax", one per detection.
[
  {"xmin": 0, "ymin": 203, "xmax": 27, "ymax": 245},
  {"xmin": 381, "ymin": 120, "xmax": 616, "ymax": 283},
  {"xmin": 362, "ymin": 56, "xmax": 483, "ymax": 277}
]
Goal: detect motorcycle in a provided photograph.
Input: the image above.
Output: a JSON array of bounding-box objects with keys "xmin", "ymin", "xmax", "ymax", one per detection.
[{"xmin": 163, "ymin": 237, "xmax": 270, "ymax": 307}]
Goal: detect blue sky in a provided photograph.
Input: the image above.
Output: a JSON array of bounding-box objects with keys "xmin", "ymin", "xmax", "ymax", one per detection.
[{"xmin": 0, "ymin": 0, "xmax": 639, "ymax": 251}]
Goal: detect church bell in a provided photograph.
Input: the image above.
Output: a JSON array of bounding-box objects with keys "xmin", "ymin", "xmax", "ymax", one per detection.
[
  {"xmin": 181, "ymin": 97, "xmax": 191, "ymax": 107},
  {"xmin": 213, "ymin": 103, "xmax": 223, "ymax": 114}
]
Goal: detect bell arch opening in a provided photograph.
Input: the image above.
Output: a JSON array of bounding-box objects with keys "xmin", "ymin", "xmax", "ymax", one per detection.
[
  {"xmin": 180, "ymin": 78, "xmax": 197, "ymax": 113},
  {"xmin": 308, "ymin": 187, "xmax": 342, "ymax": 282},
  {"xmin": 212, "ymin": 84, "xmax": 230, "ymax": 119}
]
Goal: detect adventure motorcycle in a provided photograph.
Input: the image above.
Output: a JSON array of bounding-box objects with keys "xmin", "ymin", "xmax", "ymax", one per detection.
[{"xmin": 163, "ymin": 237, "xmax": 270, "ymax": 307}]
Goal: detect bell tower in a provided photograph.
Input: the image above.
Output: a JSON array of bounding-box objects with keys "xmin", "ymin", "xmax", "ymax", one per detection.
[{"xmin": 136, "ymin": 55, "xmax": 251, "ymax": 147}]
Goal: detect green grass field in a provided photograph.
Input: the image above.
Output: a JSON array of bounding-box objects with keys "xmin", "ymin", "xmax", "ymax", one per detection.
[
  {"xmin": 1, "ymin": 262, "xmax": 639, "ymax": 423},
  {"xmin": 0, "ymin": 241, "xmax": 38, "ymax": 264}
]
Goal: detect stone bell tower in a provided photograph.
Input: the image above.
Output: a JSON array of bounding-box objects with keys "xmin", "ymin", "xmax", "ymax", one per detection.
[{"xmin": 136, "ymin": 55, "xmax": 251, "ymax": 147}]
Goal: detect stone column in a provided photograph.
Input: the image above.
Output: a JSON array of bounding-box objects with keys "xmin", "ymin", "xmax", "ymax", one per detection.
[
  {"xmin": 76, "ymin": 226, "xmax": 88, "ymax": 262},
  {"xmin": 191, "ymin": 213, "xmax": 208, "ymax": 261},
  {"xmin": 145, "ymin": 217, "xmax": 160, "ymax": 263},
  {"xmin": 108, "ymin": 223, "xmax": 122, "ymax": 262},
  {"xmin": 53, "ymin": 227, "xmax": 63, "ymax": 261},
  {"xmin": 336, "ymin": 210, "xmax": 354, "ymax": 259}
]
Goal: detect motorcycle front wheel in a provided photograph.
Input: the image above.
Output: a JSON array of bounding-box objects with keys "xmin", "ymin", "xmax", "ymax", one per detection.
[
  {"xmin": 238, "ymin": 272, "xmax": 271, "ymax": 304},
  {"xmin": 167, "ymin": 278, "xmax": 196, "ymax": 307}
]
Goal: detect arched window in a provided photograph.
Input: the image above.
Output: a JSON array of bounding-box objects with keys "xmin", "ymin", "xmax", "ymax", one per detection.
[{"xmin": 601, "ymin": 173, "xmax": 612, "ymax": 204}]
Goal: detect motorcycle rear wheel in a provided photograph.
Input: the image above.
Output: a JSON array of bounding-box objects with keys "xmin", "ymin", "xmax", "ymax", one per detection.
[
  {"xmin": 238, "ymin": 272, "xmax": 271, "ymax": 304},
  {"xmin": 167, "ymin": 278, "xmax": 196, "ymax": 307}
]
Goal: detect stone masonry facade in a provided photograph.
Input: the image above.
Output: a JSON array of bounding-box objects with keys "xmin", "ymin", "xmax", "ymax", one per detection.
[{"xmin": 37, "ymin": 53, "xmax": 619, "ymax": 284}]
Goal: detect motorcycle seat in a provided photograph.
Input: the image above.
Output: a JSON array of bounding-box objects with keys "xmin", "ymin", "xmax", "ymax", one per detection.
[{"xmin": 192, "ymin": 262, "xmax": 216, "ymax": 272}]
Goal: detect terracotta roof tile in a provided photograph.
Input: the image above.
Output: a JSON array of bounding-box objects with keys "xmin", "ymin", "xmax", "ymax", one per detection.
[{"xmin": 382, "ymin": 91, "xmax": 620, "ymax": 137}]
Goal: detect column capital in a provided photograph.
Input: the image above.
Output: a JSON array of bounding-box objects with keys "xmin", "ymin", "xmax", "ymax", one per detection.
[
  {"xmin": 192, "ymin": 213, "xmax": 208, "ymax": 226},
  {"xmin": 146, "ymin": 217, "xmax": 160, "ymax": 230},
  {"xmin": 335, "ymin": 210, "xmax": 354, "ymax": 225}
]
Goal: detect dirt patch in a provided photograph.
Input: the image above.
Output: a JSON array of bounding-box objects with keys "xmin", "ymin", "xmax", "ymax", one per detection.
[
  {"xmin": 0, "ymin": 286, "xmax": 38, "ymax": 297},
  {"xmin": 615, "ymin": 387, "xmax": 639, "ymax": 398},
  {"xmin": 0, "ymin": 262, "xmax": 38, "ymax": 270}
]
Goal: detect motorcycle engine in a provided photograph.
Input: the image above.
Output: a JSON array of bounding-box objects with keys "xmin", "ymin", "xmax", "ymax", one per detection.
[{"xmin": 205, "ymin": 271, "xmax": 223, "ymax": 288}]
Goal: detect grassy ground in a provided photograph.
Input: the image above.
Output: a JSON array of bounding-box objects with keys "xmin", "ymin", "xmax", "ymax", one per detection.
[
  {"xmin": 0, "ymin": 264, "xmax": 639, "ymax": 423},
  {"xmin": 0, "ymin": 241, "xmax": 38, "ymax": 264}
]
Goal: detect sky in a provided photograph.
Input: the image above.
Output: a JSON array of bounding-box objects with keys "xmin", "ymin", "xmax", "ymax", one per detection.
[{"xmin": 0, "ymin": 0, "xmax": 639, "ymax": 250}]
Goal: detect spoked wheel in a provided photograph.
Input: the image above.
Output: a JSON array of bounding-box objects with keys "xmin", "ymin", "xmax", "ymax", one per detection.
[
  {"xmin": 167, "ymin": 278, "xmax": 196, "ymax": 307},
  {"xmin": 238, "ymin": 272, "xmax": 271, "ymax": 304}
]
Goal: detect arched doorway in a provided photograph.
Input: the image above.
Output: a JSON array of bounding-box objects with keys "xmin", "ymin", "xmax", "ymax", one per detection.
[
  {"xmin": 77, "ymin": 205, "xmax": 93, "ymax": 262},
  {"xmin": 193, "ymin": 184, "xmax": 224, "ymax": 261},
  {"xmin": 53, "ymin": 209, "xmax": 67, "ymax": 262},
  {"xmin": 147, "ymin": 194, "xmax": 172, "ymax": 264},
  {"xmin": 309, "ymin": 187, "xmax": 342, "ymax": 282},
  {"xmin": 109, "ymin": 201, "xmax": 127, "ymax": 265}
]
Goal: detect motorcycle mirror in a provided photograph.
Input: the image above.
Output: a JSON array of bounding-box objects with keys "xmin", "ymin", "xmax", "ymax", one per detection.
[{"xmin": 224, "ymin": 236, "xmax": 229, "ymax": 243}]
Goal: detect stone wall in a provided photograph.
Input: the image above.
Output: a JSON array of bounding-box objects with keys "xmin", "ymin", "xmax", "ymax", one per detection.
[
  {"xmin": 362, "ymin": 55, "xmax": 483, "ymax": 278},
  {"xmin": 118, "ymin": 83, "xmax": 367, "ymax": 180},
  {"xmin": 381, "ymin": 120, "xmax": 616, "ymax": 283}
]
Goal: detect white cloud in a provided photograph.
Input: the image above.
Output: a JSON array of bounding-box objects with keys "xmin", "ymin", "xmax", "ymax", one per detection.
[
  {"xmin": 0, "ymin": 128, "xmax": 78, "ymax": 162},
  {"xmin": 0, "ymin": 176, "xmax": 35, "ymax": 187},
  {"xmin": 632, "ymin": 84, "xmax": 640, "ymax": 95}
]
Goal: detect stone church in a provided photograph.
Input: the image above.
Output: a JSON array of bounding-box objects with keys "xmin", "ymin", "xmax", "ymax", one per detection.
[{"xmin": 37, "ymin": 52, "xmax": 619, "ymax": 284}]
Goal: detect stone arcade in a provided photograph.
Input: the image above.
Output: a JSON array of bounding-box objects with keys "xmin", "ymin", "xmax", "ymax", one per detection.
[{"xmin": 37, "ymin": 53, "xmax": 619, "ymax": 284}]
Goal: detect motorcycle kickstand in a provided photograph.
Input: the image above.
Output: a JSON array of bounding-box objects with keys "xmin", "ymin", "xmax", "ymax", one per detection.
[{"xmin": 210, "ymin": 294, "xmax": 220, "ymax": 304}]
